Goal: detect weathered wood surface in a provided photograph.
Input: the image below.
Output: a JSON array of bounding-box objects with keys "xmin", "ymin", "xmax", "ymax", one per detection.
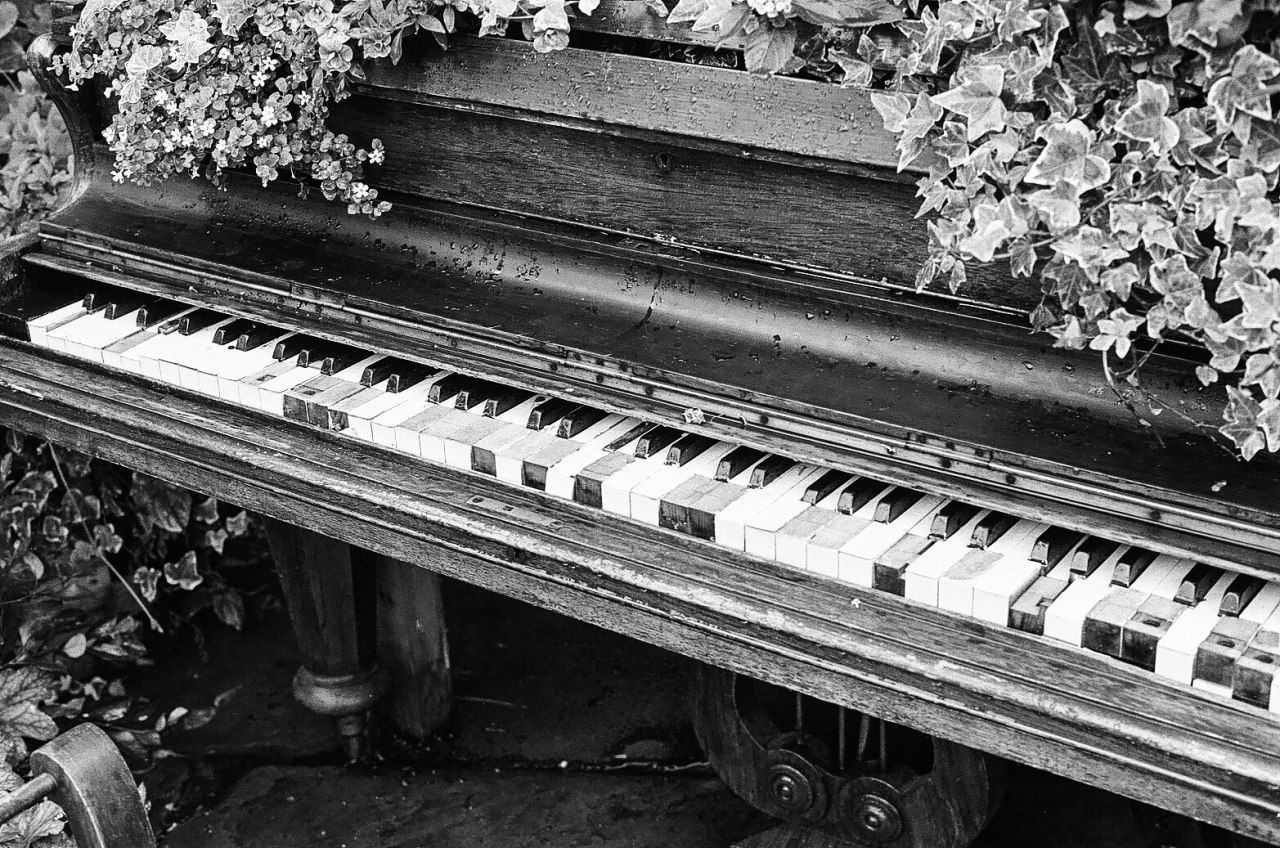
[
  {"xmin": 574, "ymin": 0, "xmax": 750, "ymax": 50},
  {"xmin": 262, "ymin": 519, "xmax": 372, "ymax": 677},
  {"xmin": 1, "ymin": 344, "xmax": 1279, "ymax": 842},
  {"xmin": 29, "ymin": 175, "xmax": 1280, "ymax": 576},
  {"xmin": 375, "ymin": 554, "xmax": 452, "ymax": 739},
  {"xmin": 330, "ymin": 97, "xmax": 1030, "ymax": 304},
  {"xmin": 363, "ymin": 36, "xmax": 899, "ymax": 171}
]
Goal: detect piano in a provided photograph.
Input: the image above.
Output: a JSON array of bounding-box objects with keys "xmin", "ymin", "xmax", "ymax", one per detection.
[{"xmin": 5, "ymin": 5, "xmax": 1280, "ymax": 846}]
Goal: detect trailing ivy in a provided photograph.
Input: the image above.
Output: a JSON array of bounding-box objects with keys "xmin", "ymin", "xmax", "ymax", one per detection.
[{"xmin": 870, "ymin": 0, "xmax": 1280, "ymax": 459}]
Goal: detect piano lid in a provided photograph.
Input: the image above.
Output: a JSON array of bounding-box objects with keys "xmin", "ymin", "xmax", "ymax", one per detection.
[{"xmin": 25, "ymin": 167, "xmax": 1280, "ymax": 574}]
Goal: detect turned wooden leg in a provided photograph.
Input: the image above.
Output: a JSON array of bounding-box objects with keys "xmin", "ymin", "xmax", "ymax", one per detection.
[
  {"xmin": 375, "ymin": 552, "xmax": 452, "ymax": 739},
  {"xmin": 261, "ymin": 518, "xmax": 378, "ymax": 760}
]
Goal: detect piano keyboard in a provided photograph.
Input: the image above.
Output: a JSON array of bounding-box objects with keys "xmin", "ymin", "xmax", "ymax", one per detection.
[{"xmin": 21, "ymin": 289, "xmax": 1280, "ymax": 714}]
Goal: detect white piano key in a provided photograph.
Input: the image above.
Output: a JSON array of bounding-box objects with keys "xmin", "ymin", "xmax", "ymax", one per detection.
[
  {"xmin": 833, "ymin": 494, "xmax": 946, "ymax": 587},
  {"xmin": 1242, "ymin": 581, "xmax": 1280, "ymax": 624},
  {"xmin": 903, "ymin": 509, "xmax": 989, "ymax": 607},
  {"xmin": 629, "ymin": 442, "xmax": 736, "ymax": 525},
  {"xmin": 367, "ymin": 372, "xmax": 455, "ymax": 447},
  {"xmin": 937, "ymin": 520, "xmax": 1047, "ymax": 617},
  {"xmin": 599, "ymin": 434, "xmax": 674, "ymax": 516},
  {"xmin": 714, "ymin": 464, "xmax": 824, "ymax": 552},
  {"xmin": 160, "ymin": 317, "xmax": 237, "ymax": 390},
  {"xmin": 257, "ymin": 361, "xmax": 327, "ymax": 416},
  {"xmin": 767, "ymin": 486, "xmax": 851, "ymax": 567},
  {"xmin": 743, "ymin": 473, "xmax": 849, "ymax": 562},
  {"xmin": 541, "ymin": 416, "xmax": 637, "ymax": 496},
  {"xmin": 419, "ymin": 400, "xmax": 490, "ymax": 464},
  {"xmin": 45, "ymin": 309, "xmax": 114, "ymax": 359},
  {"xmin": 213, "ymin": 332, "xmax": 294, "ymax": 400},
  {"xmin": 27, "ymin": 299, "xmax": 88, "ymax": 347},
  {"xmin": 1155, "ymin": 571, "xmax": 1239, "ymax": 684},
  {"xmin": 1042, "ymin": 546, "xmax": 1127, "ymax": 646},
  {"xmin": 441, "ymin": 394, "xmax": 544, "ymax": 469},
  {"xmin": 349, "ymin": 376, "xmax": 441, "ymax": 443}
]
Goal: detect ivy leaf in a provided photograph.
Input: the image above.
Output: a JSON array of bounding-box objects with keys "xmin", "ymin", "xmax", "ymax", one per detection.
[
  {"xmin": 0, "ymin": 668, "xmax": 57, "ymax": 760},
  {"xmin": 132, "ymin": 567, "xmax": 160, "ymax": 603},
  {"xmin": 1115, "ymin": 79, "xmax": 1180, "ymax": 154},
  {"xmin": 213, "ymin": 592, "xmax": 245, "ymax": 630},
  {"xmin": 1237, "ymin": 278, "xmax": 1280, "ymax": 330},
  {"xmin": 931, "ymin": 64, "xmax": 1007, "ymax": 141},
  {"xmin": 790, "ymin": 0, "xmax": 901, "ymax": 28},
  {"xmin": 1221, "ymin": 386, "xmax": 1269, "ymax": 459},
  {"xmin": 743, "ymin": 21, "xmax": 797, "ymax": 75},
  {"xmin": 1089, "ymin": 307, "xmax": 1145, "ymax": 358},
  {"xmin": 667, "ymin": 0, "xmax": 707, "ymax": 25},
  {"xmin": 958, "ymin": 201, "xmax": 1013, "ymax": 262},
  {"xmin": 225, "ymin": 510, "xmax": 249, "ymax": 537},
  {"xmin": 212, "ymin": 0, "xmax": 251, "ymax": 33},
  {"xmin": 131, "ymin": 474, "xmax": 191, "ymax": 534},
  {"xmin": 158, "ymin": 9, "xmax": 213, "ymax": 70},
  {"xmin": 1123, "ymin": 0, "xmax": 1170, "ymax": 20},
  {"xmin": 1027, "ymin": 180, "xmax": 1082, "ymax": 233},
  {"xmin": 1208, "ymin": 46, "xmax": 1280, "ymax": 132},
  {"xmin": 1167, "ymin": 0, "xmax": 1244, "ymax": 50},
  {"xmin": 163, "ymin": 550, "xmax": 203, "ymax": 591},
  {"xmin": 194, "ymin": 497, "xmax": 219, "ymax": 524},
  {"xmin": 1059, "ymin": 13, "xmax": 1128, "ymax": 109},
  {"xmin": 1025, "ymin": 119, "xmax": 1111, "ymax": 190},
  {"xmin": 1242, "ymin": 353, "xmax": 1280, "ymax": 400}
]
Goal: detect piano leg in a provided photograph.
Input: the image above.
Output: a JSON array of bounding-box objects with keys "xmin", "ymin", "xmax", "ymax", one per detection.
[
  {"xmin": 262, "ymin": 518, "xmax": 379, "ymax": 760},
  {"xmin": 375, "ymin": 553, "xmax": 452, "ymax": 740}
]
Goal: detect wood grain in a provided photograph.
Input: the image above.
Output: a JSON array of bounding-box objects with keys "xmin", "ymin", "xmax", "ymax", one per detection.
[
  {"xmin": 375, "ymin": 554, "xmax": 452, "ymax": 739},
  {"xmin": 363, "ymin": 36, "xmax": 899, "ymax": 171},
  {"xmin": 0, "ymin": 345, "xmax": 1279, "ymax": 844}
]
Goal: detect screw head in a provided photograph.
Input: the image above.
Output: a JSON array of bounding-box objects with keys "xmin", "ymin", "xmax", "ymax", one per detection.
[{"xmin": 847, "ymin": 793, "xmax": 902, "ymax": 843}]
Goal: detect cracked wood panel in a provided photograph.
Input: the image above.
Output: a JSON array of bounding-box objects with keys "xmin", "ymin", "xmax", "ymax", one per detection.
[{"xmin": 0, "ymin": 344, "xmax": 1278, "ymax": 843}]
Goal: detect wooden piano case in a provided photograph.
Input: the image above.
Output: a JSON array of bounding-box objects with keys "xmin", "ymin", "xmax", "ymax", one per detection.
[{"xmin": 5, "ymin": 5, "xmax": 1280, "ymax": 845}]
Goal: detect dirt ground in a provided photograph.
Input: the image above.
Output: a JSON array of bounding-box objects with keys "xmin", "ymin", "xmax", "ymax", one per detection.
[{"xmin": 129, "ymin": 579, "xmax": 1224, "ymax": 848}]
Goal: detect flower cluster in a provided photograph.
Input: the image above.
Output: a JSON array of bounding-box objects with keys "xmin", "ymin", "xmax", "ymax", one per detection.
[
  {"xmin": 58, "ymin": 0, "xmax": 392, "ymax": 217},
  {"xmin": 874, "ymin": 0, "xmax": 1280, "ymax": 460}
]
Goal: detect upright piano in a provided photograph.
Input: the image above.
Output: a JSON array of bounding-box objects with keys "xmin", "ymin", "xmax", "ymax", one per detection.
[{"xmin": 4, "ymin": 6, "xmax": 1280, "ymax": 847}]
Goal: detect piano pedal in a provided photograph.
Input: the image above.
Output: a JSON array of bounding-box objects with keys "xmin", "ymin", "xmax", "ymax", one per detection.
[{"xmin": 691, "ymin": 664, "xmax": 1003, "ymax": 848}]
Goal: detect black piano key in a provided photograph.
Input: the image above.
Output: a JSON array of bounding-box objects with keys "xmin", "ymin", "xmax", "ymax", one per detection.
[
  {"xmin": 1194, "ymin": 617, "xmax": 1259, "ymax": 688},
  {"xmin": 556, "ymin": 406, "xmax": 608, "ymax": 438},
  {"xmin": 1176, "ymin": 563, "xmax": 1224, "ymax": 606},
  {"xmin": 358, "ymin": 357, "xmax": 405, "ymax": 386},
  {"xmin": 316, "ymin": 347, "xmax": 368, "ymax": 375},
  {"xmin": 873, "ymin": 535, "xmax": 934, "ymax": 596},
  {"xmin": 236, "ymin": 324, "xmax": 287, "ymax": 351},
  {"xmin": 838, "ymin": 477, "xmax": 891, "ymax": 515},
  {"xmin": 387, "ymin": 364, "xmax": 439, "ymax": 393},
  {"xmin": 427, "ymin": 373, "xmax": 471, "ymax": 403},
  {"xmin": 802, "ymin": 470, "xmax": 853, "ymax": 505},
  {"xmin": 210, "ymin": 318, "xmax": 257, "ymax": 345},
  {"xmin": 1220, "ymin": 574, "xmax": 1265, "ymax": 617},
  {"xmin": 1070, "ymin": 537, "xmax": 1119, "ymax": 578},
  {"xmin": 527, "ymin": 397, "xmax": 579, "ymax": 431},
  {"xmin": 970, "ymin": 512, "xmax": 1018, "ymax": 549},
  {"xmin": 1121, "ymin": 596, "xmax": 1182, "ymax": 671},
  {"xmin": 929, "ymin": 501, "xmax": 980, "ymax": 540},
  {"xmin": 453, "ymin": 379, "xmax": 517, "ymax": 411},
  {"xmin": 604, "ymin": 422, "xmax": 653, "ymax": 452},
  {"xmin": 1009, "ymin": 576, "xmax": 1069, "ymax": 634},
  {"xmin": 272, "ymin": 334, "xmax": 318, "ymax": 361},
  {"xmin": 1112, "ymin": 547, "xmax": 1157, "ymax": 588},
  {"xmin": 1031, "ymin": 527, "xmax": 1083, "ymax": 569},
  {"xmin": 666, "ymin": 434, "xmax": 717, "ymax": 466},
  {"xmin": 81, "ymin": 285, "xmax": 130, "ymax": 312},
  {"xmin": 101, "ymin": 293, "xmax": 152, "ymax": 320},
  {"xmin": 134, "ymin": 300, "xmax": 188, "ymax": 328},
  {"xmin": 635, "ymin": 426, "xmax": 681, "ymax": 459},
  {"xmin": 481, "ymin": 388, "xmax": 535, "ymax": 418},
  {"xmin": 715, "ymin": 446, "xmax": 766, "ymax": 482},
  {"xmin": 177, "ymin": 309, "xmax": 226, "ymax": 336},
  {"xmin": 749, "ymin": 455, "xmax": 795, "ymax": 489},
  {"xmin": 1233, "ymin": 630, "xmax": 1280, "ymax": 708},
  {"xmin": 872, "ymin": 488, "xmax": 923, "ymax": 523}
]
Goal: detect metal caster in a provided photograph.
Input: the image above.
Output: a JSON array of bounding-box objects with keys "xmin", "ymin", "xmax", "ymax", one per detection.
[{"xmin": 691, "ymin": 665, "xmax": 1003, "ymax": 848}]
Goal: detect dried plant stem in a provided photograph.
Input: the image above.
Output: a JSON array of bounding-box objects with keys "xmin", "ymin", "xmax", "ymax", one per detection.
[{"xmin": 45, "ymin": 444, "xmax": 164, "ymax": 633}]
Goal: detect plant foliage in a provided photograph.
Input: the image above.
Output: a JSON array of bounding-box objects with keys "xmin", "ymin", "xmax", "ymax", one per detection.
[
  {"xmin": 870, "ymin": 0, "xmax": 1280, "ymax": 458},
  {"xmin": 0, "ymin": 430, "xmax": 256, "ymax": 845}
]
